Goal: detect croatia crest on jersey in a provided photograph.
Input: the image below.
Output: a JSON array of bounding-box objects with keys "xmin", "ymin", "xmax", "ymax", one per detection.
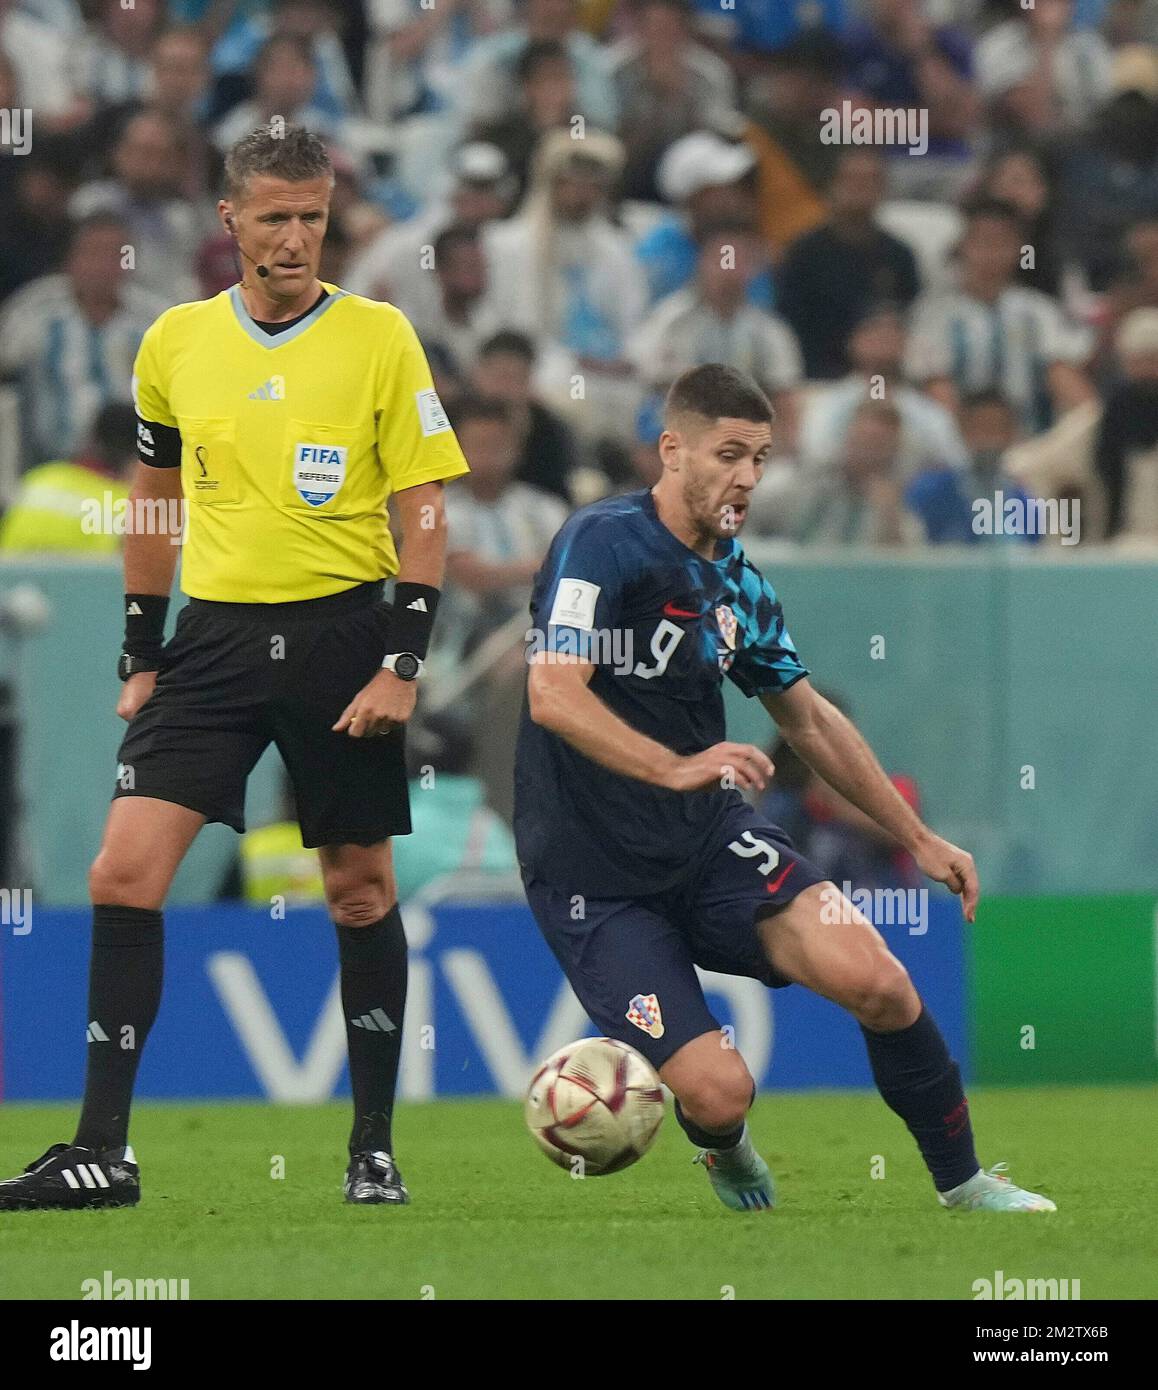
[
  {"xmin": 626, "ymin": 993, "xmax": 665, "ymax": 1039},
  {"xmin": 293, "ymin": 442, "xmax": 347, "ymax": 507},
  {"xmin": 715, "ymin": 604, "xmax": 738, "ymax": 672}
]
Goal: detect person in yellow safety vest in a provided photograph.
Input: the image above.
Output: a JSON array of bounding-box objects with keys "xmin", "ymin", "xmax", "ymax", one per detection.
[
  {"xmin": 0, "ymin": 401, "xmax": 138, "ymax": 554},
  {"xmin": 240, "ymin": 819, "xmax": 326, "ymax": 905}
]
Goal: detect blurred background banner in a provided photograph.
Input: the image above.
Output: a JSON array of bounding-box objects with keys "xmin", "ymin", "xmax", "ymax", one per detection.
[
  {"xmin": 2, "ymin": 547, "xmax": 1155, "ymax": 903},
  {"xmin": 0, "ymin": 896, "xmax": 969, "ymax": 1099}
]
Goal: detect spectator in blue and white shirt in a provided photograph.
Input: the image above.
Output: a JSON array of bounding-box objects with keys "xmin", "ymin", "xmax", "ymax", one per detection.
[
  {"xmin": 0, "ymin": 213, "xmax": 167, "ymax": 468},
  {"xmin": 905, "ymin": 198, "xmax": 1095, "ymax": 433}
]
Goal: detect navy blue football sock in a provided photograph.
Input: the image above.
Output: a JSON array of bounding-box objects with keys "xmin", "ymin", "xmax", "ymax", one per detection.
[
  {"xmin": 675, "ymin": 1099, "xmax": 744, "ymax": 1151},
  {"xmin": 861, "ymin": 1005, "xmax": 979, "ymax": 1192},
  {"xmin": 74, "ymin": 905, "xmax": 164, "ymax": 1151},
  {"xmin": 336, "ymin": 906, "xmax": 407, "ymax": 1156}
]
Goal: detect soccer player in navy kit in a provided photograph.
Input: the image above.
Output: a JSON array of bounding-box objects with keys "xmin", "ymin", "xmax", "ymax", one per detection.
[{"xmin": 515, "ymin": 364, "xmax": 1055, "ymax": 1214}]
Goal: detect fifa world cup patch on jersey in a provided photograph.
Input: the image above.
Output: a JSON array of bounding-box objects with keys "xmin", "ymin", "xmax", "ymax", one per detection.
[
  {"xmin": 549, "ymin": 578, "xmax": 600, "ymax": 631},
  {"xmin": 293, "ymin": 442, "xmax": 347, "ymax": 506},
  {"xmin": 626, "ymin": 993, "xmax": 665, "ymax": 1039},
  {"xmin": 415, "ymin": 388, "xmax": 451, "ymax": 437}
]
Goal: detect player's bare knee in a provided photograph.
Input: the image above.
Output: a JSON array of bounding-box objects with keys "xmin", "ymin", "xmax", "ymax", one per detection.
[
  {"xmin": 677, "ymin": 1054, "xmax": 753, "ymax": 1133},
  {"xmin": 848, "ymin": 956, "xmax": 919, "ymax": 1031}
]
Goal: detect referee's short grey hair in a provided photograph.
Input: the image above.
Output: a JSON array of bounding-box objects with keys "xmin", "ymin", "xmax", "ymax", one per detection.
[{"xmin": 224, "ymin": 126, "xmax": 334, "ymax": 201}]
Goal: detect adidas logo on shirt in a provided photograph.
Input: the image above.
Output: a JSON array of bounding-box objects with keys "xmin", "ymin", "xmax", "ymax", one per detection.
[
  {"xmin": 349, "ymin": 1008, "xmax": 396, "ymax": 1034},
  {"xmin": 86, "ymin": 1021, "xmax": 109, "ymax": 1043},
  {"xmin": 406, "ymin": 597, "xmax": 428, "ymax": 613},
  {"xmin": 247, "ymin": 374, "xmax": 286, "ymax": 401}
]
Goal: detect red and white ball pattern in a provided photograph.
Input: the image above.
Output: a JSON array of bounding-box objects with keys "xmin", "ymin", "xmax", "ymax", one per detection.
[{"xmin": 525, "ymin": 1037, "xmax": 665, "ymax": 1176}]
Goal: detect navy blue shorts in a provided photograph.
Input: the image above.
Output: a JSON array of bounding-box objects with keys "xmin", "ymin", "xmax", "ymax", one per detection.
[{"xmin": 522, "ymin": 807, "xmax": 828, "ymax": 1071}]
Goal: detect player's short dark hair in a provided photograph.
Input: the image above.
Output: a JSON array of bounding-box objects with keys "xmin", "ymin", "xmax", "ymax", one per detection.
[
  {"xmin": 663, "ymin": 365, "xmax": 774, "ymax": 430},
  {"xmin": 450, "ymin": 394, "xmax": 513, "ymax": 432},
  {"xmin": 224, "ymin": 124, "xmax": 333, "ymax": 201},
  {"xmin": 478, "ymin": 330, "xmax": 536, "ymax": 364}
]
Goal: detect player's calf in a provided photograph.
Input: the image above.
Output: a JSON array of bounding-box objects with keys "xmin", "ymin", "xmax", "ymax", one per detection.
[{"xmin": 661, "ymin": 1033, "xmax": 774, "ymax": 1213}]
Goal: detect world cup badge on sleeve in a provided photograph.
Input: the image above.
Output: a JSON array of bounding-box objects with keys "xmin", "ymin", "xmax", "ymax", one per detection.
[{"xmin": 626, "ymin": 993, "xmax": 665, "ymax": 1039}]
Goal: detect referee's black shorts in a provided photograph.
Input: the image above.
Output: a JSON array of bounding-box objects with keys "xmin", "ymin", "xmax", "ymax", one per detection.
[{"xmin": 113, "ymin": 580, "xmax": 411, "ymax": 848}]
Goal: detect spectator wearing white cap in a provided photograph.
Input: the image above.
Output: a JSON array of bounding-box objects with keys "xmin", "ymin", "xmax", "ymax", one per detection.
[
  {"xmin": 635, "ymin": 131, "xmax": 774, "ymax": 310},
  {"xmin": 608, "ymin": 0, "xmax": 737, "ymax": 201}
]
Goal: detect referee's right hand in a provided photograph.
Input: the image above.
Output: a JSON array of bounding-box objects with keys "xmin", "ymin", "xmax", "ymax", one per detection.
[{"xmin": 117, "ymin": 672, "xmax": 158, "ymax": 722}]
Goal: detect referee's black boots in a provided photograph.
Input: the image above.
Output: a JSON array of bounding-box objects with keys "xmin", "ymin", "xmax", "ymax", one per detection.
[{"xmin": 0, "ymin": 1141, "xmax": 140, "ymax": 1210}]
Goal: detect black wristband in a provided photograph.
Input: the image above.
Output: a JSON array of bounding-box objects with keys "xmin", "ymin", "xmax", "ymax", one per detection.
[
  {"xmin": 123, "ymin": 593, "xmax": 170, "ymax": 659},
  {"xmin": 390, "ymin": 582, "xmax": 440, "ymax": 660}
]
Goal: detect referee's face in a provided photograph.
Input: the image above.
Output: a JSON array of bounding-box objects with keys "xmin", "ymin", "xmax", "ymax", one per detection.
[
  {"xmin": 661, "ymin": 415, "xmax": 771, "ymax": 541},
  {"xmin": 223, "ymin": 173, "xmax": 332, "ymax": 297}
]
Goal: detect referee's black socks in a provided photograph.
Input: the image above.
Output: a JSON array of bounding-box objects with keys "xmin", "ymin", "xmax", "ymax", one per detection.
[
  {"xmin": 335, "ymin": 905, "xmax": 408, "ymax": 1157},
  {"xmin": 860, "ymin": 1004, "xmax": 980, "ymax": 1192},
  {"xmin": 74, "ymin": 905, "xmax": 164, "ymax": 1152}
]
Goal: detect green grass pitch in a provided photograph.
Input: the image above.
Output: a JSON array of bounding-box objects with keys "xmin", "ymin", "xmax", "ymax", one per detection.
[{"xmin": 2, "ymin": 1085, "xmax": 1154, "ymax": 1300}]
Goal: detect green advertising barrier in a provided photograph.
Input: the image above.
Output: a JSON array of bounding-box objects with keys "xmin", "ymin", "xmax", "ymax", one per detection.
[{"xmin": 972, "ymin": 894, "xmax": 1158, "ymax": 1084}]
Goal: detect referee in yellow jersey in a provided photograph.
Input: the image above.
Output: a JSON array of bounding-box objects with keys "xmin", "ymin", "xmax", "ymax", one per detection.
[{"xmin": 0, "ymin": 127, "xmax": 470, "ymax": 1212}]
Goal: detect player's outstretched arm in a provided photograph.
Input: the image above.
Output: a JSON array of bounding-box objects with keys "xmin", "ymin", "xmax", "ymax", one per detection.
[
  {"xmin": 761, "ymin": 678, "xmax": 980, "ymax": 922},
  {"xmin": 529, "ymin": 654, "xmax": 774, "ymax": 793}
]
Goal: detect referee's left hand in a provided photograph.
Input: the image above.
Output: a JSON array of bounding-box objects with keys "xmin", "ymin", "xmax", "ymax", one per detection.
[{"xmin": 333, "ymin": 671, "xmax": 417, "ymax": 738}]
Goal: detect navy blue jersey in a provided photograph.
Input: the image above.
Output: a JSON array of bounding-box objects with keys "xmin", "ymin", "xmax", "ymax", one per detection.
[{"xmin": 513, "ymin": 488, "xmax": 809, "ymax": 896}]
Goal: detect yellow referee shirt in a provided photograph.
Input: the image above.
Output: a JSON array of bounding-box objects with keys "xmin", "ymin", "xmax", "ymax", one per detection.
[{"xmin": 131, "ymin": 284, "xmax": 470, "ymax": 602}]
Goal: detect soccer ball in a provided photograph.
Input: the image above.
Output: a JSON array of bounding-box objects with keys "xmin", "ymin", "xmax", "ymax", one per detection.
[{"xmin": 524, "ymin": 1037, "xmax": 665, "ymax": 1176}]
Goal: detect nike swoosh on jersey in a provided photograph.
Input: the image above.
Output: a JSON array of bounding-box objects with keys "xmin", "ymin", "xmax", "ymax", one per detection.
[
  {"xmin": 662, "ymin": 601, "xmax": 701, "ymax": 620},
  {"xmin": 765, "ymin": 862, "xmax": 797, "ymax": 895}
]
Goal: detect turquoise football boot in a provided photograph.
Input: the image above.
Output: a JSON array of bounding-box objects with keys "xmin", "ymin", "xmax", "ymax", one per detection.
[{"xmin": 693, "ymin": 1125, "xmax": 775, "ymax": 1211}]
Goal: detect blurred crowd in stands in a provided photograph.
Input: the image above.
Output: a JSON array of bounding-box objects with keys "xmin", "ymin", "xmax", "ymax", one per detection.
[{"xmin": 2, "ymin": 0, "xmax": 1155, "ymax": 896}]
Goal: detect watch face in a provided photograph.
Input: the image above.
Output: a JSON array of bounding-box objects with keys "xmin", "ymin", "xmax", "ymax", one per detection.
[{"xmin": 393, "ymin": 653, "xmax": 420, "ymax": 681}]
